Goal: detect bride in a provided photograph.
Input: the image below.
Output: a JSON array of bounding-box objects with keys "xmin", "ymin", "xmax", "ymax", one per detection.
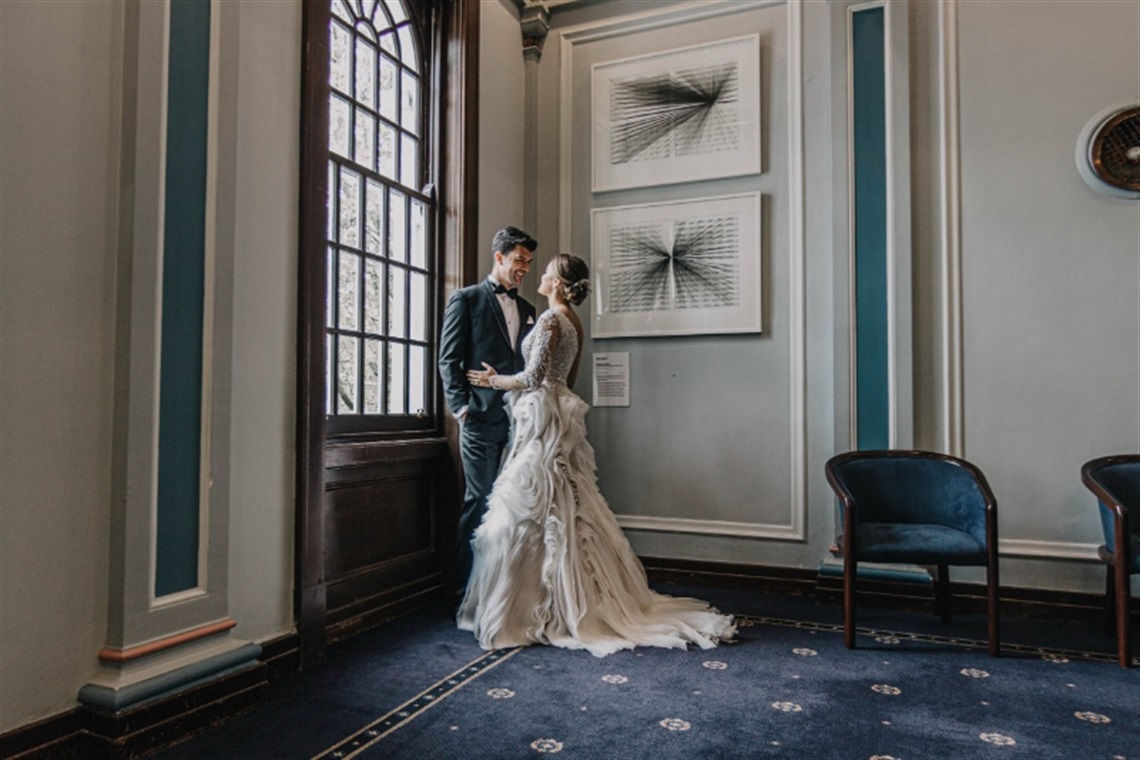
[{"xmin": 459, "ymin": 253, "xmax": 735, "ymax": 657}]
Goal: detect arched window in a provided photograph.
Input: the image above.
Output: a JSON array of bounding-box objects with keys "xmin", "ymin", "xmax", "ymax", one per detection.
[{"xmin": 325, "ymin": 0, "xmax": 434, "ymax": 432}]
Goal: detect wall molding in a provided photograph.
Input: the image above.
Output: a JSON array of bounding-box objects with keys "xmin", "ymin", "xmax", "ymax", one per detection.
[
  {"xmin": 938, "ymin": 0, "xmax": 964, "ymax": 457},
  {"xmin": 557, "ymin": 0, "xmax": 807, "ymax": 541},
  {"xmin": 998, "ymin": 539, "xmax": 1101, "ymax": 563}
]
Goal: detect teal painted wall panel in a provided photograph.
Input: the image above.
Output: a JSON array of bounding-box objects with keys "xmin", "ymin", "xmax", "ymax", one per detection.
[
  {"xmin": 156, "ymin": 0, "xmax": 211, "ymax": 597},
  {"xmin": 852, "ymin": 7, "xmax": 889, "ymax": 451}
]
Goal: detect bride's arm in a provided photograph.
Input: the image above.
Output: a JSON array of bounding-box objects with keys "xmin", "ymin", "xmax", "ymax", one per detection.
[{"xmin": 488, "ymin": 313, "xmax": 559, "ymax": 392}]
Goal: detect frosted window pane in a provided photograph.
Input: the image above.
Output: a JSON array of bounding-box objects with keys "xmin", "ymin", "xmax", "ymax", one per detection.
[
  {"xmin": 365, "ymin": 259, "xmax": 384, "ymax": 334},
  {"xmin": 379, "ymin": 32, "xmax": 396, "ymax": 56},
  {"xmin": 326, "ymin": 334, "xmax": 334, "ymax": 414},
  {"xmin": 337, "ymin": 336, "xmax": 359, "ymax": 414},
  {"xmin": 409, "ymin": 272, "xmax": 426, "ymax": 341},
  {"xmin": 330, "ymin": 96, "xmax": 350, "ymax": 158},
  {"xmin": 355, "ymin": 39, "xmax": 376, "ymax": 108},
  {"xmin": 400, "ymin": 133, "xmax": 417, "ymax": 189},
  {"xmin": 330, "ymin": 23, "xmax": 351, "ymax": 95},
  {"xmin": 388, "ymin": 190, "xmax": 406, "ymax": 262},
  {"xmin": 379, "ymin": 56, "xmax": 397, "ymax": 123},
  {"xmin": 385, "ymin": 0, "xmax": 408, "ymax": 25},
  {"xmin": 331, "ymin": 0, "xmax": 352, "ymax": 24},
  {"xmin": 410, "ymin": 199, "xmax": 426, "ymax": 269},
  {"xmin": 365, "ymin": 178, "xmax": 383, "ymax": 254},
  {"xmin": 387, "ymin": 343, "xmax": 406, "ymax": 414},
  {"xmin": 354, "ymin": 110, "xmax": 375, "ymax": 170},
  {"xmin": 397, "ymin": 25, "xmax": 417, "ymax": 72},
  {"xmin": 326, "ymin": 247, "xmax": 336, "ymax": 327},
  {"xmin": 338, "ymin": 169, "xmax": 360, "ymax": 248},
  {"xmin": 338, "ymin": 252, "xmax": 359, "ymax": 330},
  {"xmin": 388, "ymin": 266, "xmax": 406, "ymax": 337},
  {"xmin": 327, "ymin": 161, "xmax": 336, "ymax": 241},
  {"xmin": 409, "ymin": 345, "xmax": 425, "ymax": 416},
  {"xmin": 401, "ymin": 72, "xmax": 418, "ymax": 134},
  {"xmin": 363, "ymin": 338, "xmax": 381, "ymax": 414},
  {"xmin": 378, "ymin": 123, "xmax": 396, "ymax": 179}
]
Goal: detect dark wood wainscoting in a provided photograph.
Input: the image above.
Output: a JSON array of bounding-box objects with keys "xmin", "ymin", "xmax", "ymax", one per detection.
[{"xmin": 322, "ymin": 438, "xmax": 456, "ymax": 643}]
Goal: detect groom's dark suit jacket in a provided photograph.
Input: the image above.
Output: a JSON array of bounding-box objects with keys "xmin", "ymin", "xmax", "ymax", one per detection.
[{"xmin": 439, "ymin": 279, "xmax": 536, "ymax": 424}]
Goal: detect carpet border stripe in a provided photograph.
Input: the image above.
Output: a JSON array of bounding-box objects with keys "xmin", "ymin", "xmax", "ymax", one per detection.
[{"xmin": 310, "ymin": 646, "xmax": 523, "ymax": 760}]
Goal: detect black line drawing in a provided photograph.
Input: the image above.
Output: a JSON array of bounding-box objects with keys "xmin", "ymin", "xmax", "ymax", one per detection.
[
  {"xmin": 609, "ymin": 215, "xmax": 741, "ymax": 313},
  {"xmin": 610, "ymin": 62, "xmax": 740, "ymax": 166},
  {"xmin": 592, "ymin": 36, "xmax": 760, "ymax": 192}
]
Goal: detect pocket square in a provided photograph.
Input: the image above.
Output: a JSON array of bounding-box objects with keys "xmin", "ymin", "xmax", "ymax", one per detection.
[{"xmin": 526, "ymin": 316, "xmax": 535, "ymax": 324}]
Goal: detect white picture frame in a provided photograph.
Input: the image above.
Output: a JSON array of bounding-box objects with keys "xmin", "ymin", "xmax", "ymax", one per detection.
[
  {"xmin": 592, "ymin": 34, "xmax": 762, "ymax": 192},
  {"xmin": 591, "ymin": 193, "xmax": 762, "ymax": 338}
]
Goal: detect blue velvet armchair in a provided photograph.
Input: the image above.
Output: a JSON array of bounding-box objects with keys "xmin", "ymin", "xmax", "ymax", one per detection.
[
  {"xmin": 1081, "ymin": 454, "xmax": 1139, "ymax": 668},
  {"xmin": 825, "ymin": 450, "xmax": 1000, "ymax": 656}
]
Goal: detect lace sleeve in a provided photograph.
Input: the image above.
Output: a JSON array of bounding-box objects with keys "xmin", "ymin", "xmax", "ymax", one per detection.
[{"xmin": 490, "ymin": 311, "xmax": 559, "ymax": 392}]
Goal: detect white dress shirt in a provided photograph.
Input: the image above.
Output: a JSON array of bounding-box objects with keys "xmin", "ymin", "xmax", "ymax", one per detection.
[{"xmin": 490, "ymin": 276, "xmax": 520, "ymax": 349}]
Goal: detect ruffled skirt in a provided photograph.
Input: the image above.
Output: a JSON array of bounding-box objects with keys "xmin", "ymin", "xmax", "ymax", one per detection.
[{"xmin": 457, "ymin": 385, "xmax": 735, "ymax": 657}]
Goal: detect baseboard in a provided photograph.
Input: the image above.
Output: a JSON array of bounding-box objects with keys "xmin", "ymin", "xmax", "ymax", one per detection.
[
  {"xmin": 641, "ymin": 555, "xmax": 1132, "ymax": 622},
  {"xmin": 641, "ymin": 556, "xmax": 818, "ymax": 596},
  {"xmin": 258, "ymin": 631, "xmax": 301, "ymax": 681},
  {"xmin": 0, "ymin": 662, "xmax": 267, "ymax": 760}
]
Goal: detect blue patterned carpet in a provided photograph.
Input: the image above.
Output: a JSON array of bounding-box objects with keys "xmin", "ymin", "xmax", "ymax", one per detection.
[{"xmin": 156, "ymin": 585, "xmax": 1139, "ymax": 760}]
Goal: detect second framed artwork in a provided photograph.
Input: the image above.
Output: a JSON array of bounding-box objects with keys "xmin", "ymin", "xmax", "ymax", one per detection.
[
  {"xmin": 591, "ymin": 193, "xmax": 762, "ymax": 339},
  {"xmin": 592, "ymin": 34, "xmax": 762, "ymax": 192}
]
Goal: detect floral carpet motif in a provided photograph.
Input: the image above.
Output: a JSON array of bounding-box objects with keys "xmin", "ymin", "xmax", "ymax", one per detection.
[{"xmin": 156, "ymin": 588, "xmax": 1140, "ymax": 760}]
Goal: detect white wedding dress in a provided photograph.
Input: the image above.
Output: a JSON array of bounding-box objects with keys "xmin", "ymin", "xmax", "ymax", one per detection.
[{"xmin": 457, "ymin": 309, "xmax": 735, "ymax": 657}]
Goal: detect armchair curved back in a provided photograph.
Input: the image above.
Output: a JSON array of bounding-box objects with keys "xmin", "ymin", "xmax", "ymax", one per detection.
[
  {"xmin": 825, "ymin": 450, "xmax": 994, "ymax": 544},
  {"xmin": 1081, "ymin": 455, "xmax": 1140, "ymax": 555}
]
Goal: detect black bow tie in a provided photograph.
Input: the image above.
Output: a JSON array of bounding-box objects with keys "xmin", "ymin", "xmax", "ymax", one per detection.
[{"xmin": 493, "ymin": 283, "xmax": 519, "ymax": 300}]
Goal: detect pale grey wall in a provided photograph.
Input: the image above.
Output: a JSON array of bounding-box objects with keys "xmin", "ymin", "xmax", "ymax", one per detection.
[
  {"xmin": 0, "ymin": 0, "xmax": 121, "ymax": 731},
  {"xmin": 226, "ymin": 0, "xmax": 301, "ymax": 646},
  {"xmin": 0, "ymin": 0, "xmax": 300, "ymax": 732},
  {"xmin": 954, "ymin": 0, "xmax": 1139, "ymax": 589},
  {"xmin": 478, "ymin": 0, "xmax": 528, "ymax": 285}
]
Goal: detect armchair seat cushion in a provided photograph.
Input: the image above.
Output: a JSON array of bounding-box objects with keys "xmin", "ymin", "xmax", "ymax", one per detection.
[{"xmin": 849, "ymin": 523, "xmax": 987, "ymax": 565}]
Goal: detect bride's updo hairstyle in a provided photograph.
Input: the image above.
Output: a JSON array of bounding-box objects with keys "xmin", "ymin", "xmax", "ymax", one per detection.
[{"xmin": 553, "ymin": 253, "xmax": 591, "ymax": 306}]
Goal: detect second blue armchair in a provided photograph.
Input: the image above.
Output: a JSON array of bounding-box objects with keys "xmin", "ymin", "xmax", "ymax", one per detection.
[{"xmin": 825, "ymin": 450, "xmax": 1000, "ymax": 656}]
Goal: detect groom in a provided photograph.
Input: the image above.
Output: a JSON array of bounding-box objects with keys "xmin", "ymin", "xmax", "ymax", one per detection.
[{"xmin": 439, "ymin": 226, "xmax": 538, "ymax": 598}]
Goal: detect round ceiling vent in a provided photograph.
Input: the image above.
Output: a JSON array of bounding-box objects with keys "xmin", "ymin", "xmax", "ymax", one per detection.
[{"xmin": 1077, "ymin": 102, "xmax": 1140, "ymax": 199}]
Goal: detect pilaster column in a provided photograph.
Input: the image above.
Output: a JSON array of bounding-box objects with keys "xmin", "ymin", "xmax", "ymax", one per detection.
[{"xmin": 520, "ymin": 4, "xmax": 550, "ymax": 239}]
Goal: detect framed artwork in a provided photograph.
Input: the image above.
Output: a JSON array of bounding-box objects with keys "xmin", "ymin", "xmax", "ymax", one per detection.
[
  {"xmin": 592, "ymin": 34, "xmax": 761, "ymax": 192},
  {"xmin": 591, "ymin": 193, "xmax": 762, "ymax": 338}
]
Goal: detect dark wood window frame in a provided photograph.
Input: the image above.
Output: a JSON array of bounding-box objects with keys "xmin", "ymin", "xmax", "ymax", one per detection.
[{"xmin": 296, "ymin": 0, "xmax": 478, "ymax": 667}]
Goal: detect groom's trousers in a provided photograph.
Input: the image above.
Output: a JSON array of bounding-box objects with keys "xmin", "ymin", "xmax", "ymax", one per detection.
[{"xmin": 457, "ymin": 415, "xmax": 510, "ymax": 598}]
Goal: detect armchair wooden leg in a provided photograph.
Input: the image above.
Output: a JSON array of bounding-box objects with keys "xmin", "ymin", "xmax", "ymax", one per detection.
[
  {"xmin": 1104, "ymin": 566, "xmax": 1116, "ymax": 637},
  {"xmin": 937, "ymin": 565, "xmax": 952, "ymax": 625},
  {"xmin": 987, "ymin": 563, "xmax": 1000, "ymax": 658},
  {"xmin": 844, "ymin": 557, "xmax": 856, "ymax": 649},
  {"xmin": 1114, "ymin": 561, "xmax": 1131, "ymax": 668}
]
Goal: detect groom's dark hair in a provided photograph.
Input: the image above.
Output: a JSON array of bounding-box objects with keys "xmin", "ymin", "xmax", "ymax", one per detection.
[{"xmin": 492, "ymin": 226, "xmax": 538, "ymax": 256}]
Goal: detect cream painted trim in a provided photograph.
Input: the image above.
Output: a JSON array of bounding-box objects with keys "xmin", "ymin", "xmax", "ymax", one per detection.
[
  {"xmin": 616, "ymin": 515, "xmax": 803, "ymax": 541},
  {"xmin": 147, "ymin": 0, "xmax": 173, "ymax": 608},
  {"xmin": 786, "ymin": 0, "xmax": 806, "ymax": 541},
  {"xmin": 195, "ymin": 0, "xmax": 223, "ymax": 597},
  {"xmin": 843, "ymin": 3, "xmax": 863, "ymax": 451},
  {"xmin": 885, "ymin": 0, "xmax": 913, "ymax": 449},
  {"xmin": 558, "ymin": 0, "xmax": 806, "ymax": 541},
  {"xmin": 938, "ymin": 0, "xmax": 964, "ymax": 457},
  {"xmin": 998, "ymin": 539, "xmax": 1101, "ymax": 563}
]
